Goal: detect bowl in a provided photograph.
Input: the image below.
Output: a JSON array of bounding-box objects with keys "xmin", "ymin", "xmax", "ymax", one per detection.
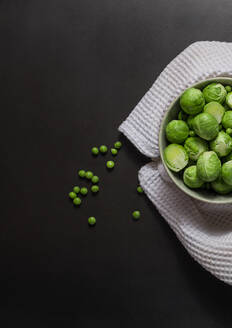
[{"xmin": 159, "ymin": 77, "xmax": 232, "ymax": 204}]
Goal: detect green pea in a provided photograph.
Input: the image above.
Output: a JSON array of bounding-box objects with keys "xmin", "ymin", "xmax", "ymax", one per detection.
[
  {"xmin": 132, "ymin": 211, "xmax": 141, "ymax": 220},
  {"xmin": 189, "ymin": 130, "xmax": 195, "ymax": 137},
  {"xmin": 91, "ymin": 185, "xmax": 99, "ymax": 193},
  {"xmin": 86, "ymin": 171, "xmax": 93, "ymax": 179},
  {"xmin": 226, "ymin": 128, "xmax": 232, "ymax": 136},
  {"xmin": 73, "ymin": 197, "xmax": 81, "ymax": 206},
  {"xmin": 73, "ymin": 186, "xmax": 80, "ymax": 194},
  {"xmin": 88, "ymin": 216, "xmax": 96, "ymax": 226},
  {"xmin": 91, "ymin": 147, "xmax": 99, "ymax": 155},
  {"xmin": 99, "ymin": 145, "xmax": 108, "ymax": 153},
  {"xmin": 114, "ymin": 141, "xmax": 122, "ymax": 149},
  {"xmin": 137, "ymin": 186, "xmax": 144, "ymax": 194},
  {"xmin": 225, "ymin": 85, "xmax": 232, "ymax": 93},
  {"xmin": 78, "ymin": 170, "xmax": 86, "ymax": 178},
  {"xmin": 111, "ymin": 148, "xmax": 118, "ymax": 156},
  {"xmin": 106, "ymin": 161, "xmax": 115, "ymax": 169},
  {"xmin": 69, "ymin": 192, "xmax": 77, "ymax": 199},
  {"xmin": 80, "ymin": 187, "xmax": 88, "ymax": 196},
  {"xmin": 91, "ymin": 175, "xmax": 99, "ymax": 184}
]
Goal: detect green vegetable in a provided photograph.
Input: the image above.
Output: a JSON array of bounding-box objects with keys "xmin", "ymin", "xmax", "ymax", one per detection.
[
  {"xmin": 69, "ymin": 192, "xmax": 77, "ymax": 199},
  {"xmin": 222, "ymin": 111, "xmax": 232, "ymax": 129},
  {"xmin": 91, "ymin": 175, "xmax": 99, "ymax": 184},
  {"xmin": 222, "ymin": 160, "xmax": 232, "ymax": 185},
  {"xmin": 189, "ymin": 130, "xmax": 195, "ymax": 137},
  {"xmin": 99, "ymin": 145, "xmax": 108, "ymax": 153},
  {"xmin": 203, "ymin": 83, "xmax": 227, "ymax": 104},
  {"xmin": 180, "ymin": 88, "xmax": 205, "ymax": 115},
  {"xmin": 132, "ymin": 211, "xmax": 141, "ymax": 220},
  {"xmin": 91, "ymin": 147, "xmax": 99, "ymax": 155},
  {"xmin": 114, "ymin": 141, "xmax": 122, "ymax": 149},
  {"xmin": 196, "ymin": 151, "xmax": 221, "ymax": 182},
  {"xmin": 226, "ymin": 128, "xmax": 232, "ymax": 136},
  {"xmin": 210, "ymin": 131, "xmax": 232, "ymax": 157},
  {"xmin": 85, "ymin": 171, "xmax": 93, "ymax": 179},
  {"xmin": 80, "ymin": 187, "xmax": 88, "ymax": 195},
  {"xmin": 178, "ymin": 111, "xmax": 188, "ymax": 121},
  {"xmin": 165, "ymin": 120, "xmax": 189, "ymax": 144},
  {"xmin": 164, "ymin": 144, "xmax": 189, "ymax": 172},
  {"xmin": 137, "ymin": 186, "xmax": 144, "ymax": 194},
  {"xmin": 183, "ymin": 165, "xmax": 204, "ymax": 188},
  {"xmin": 192, "ymin": 113, "xmax": 219, "ymax": 141},
  {"xmin": 187, "ymin": 116, "xmax": 194, "ymax": 129},
  {"xmin": 225, "ymin": 85, "xmax": 232, "ymax": 93},
  {"xmin": 88, "ymin": 217, "xmax": 96, "ymax": 226},
  {"xmin": 91, "ymin": 185, "xmax": 99, "ymax": 193},
  {"xmin": 226, "ymin": 92, "xmax": 232, "ymax": 108},
  {"xmin": 203, "ymin": 101, "xmax": 225, "ymax": 123},
  {"xmin": 73, "ymin": 197, "xmax": 81, "ymax": 206},
  {"xmin": 184, "ymin": 137, "xmax": 208, "ymax": 161},
  {"xmin": 211, "ymin": 173, "xmax": 232, "ymax": 194},
  {"xmin": 111, "ymin": 148, "xmax": 118, "ymax": 156},
  {"xmin": 73, "ymin": 186, "xmax": 80, "ymax": 194},
  {"xmin": 106, "ymin": 161, "xmax": 115, "ymax": 169},
  {"xmin": 78, "ymin": 170, "xmax": 86, "ymax": 178}
]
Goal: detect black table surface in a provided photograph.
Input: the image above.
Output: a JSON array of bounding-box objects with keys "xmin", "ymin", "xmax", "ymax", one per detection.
[{"xmin": 1, "ymin": 0, "xmax": 232, "ymax": 326}]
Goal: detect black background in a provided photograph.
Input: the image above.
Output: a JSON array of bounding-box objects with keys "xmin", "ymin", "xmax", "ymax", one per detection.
[{"xmin": 1, "ymin": 0, "xmax": 232, "ymax": 326}]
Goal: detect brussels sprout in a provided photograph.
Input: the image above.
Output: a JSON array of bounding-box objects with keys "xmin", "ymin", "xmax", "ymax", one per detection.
[
  {"xmin": 226, "ymin": 128, "xmax": 232, "ymax": 136},
  {"xmin": 210, "ymin": 131, "xmax": 232, "ymax": 157},
  {"xmin": 180, "ymin": 88, "xmax": 205, "ymax": 115},
  {"xmin": 222, "ymin": 111, "xmax": 232, "ymax": 129},
  {"xmin": 187, "ymin": 115, "xmax": 194, "ymax": 129},
  {"xmin": 203, "ymin": 83, "xmax": 227, "ymax": 104},
  {"xmin": 165, "ymin": 120, "xmax": 189, "ymax": 144},
  {"xmin": 211, "ymin": 173, "xmax": 232, "ymax": 194},
  {"xmin": 164, "ymin": 144, "xmax": 189, "ymax": 172},
  {"xmin": 225, "ymin": 85, "xmax": 232, "ymax": 93},
  {"xmin": 196, "ymin": 151, "xmax": 221, "ymax": 182},
  {"xmin": 178, "ymin": 111, "xmax": 188, "ymax": 121},
  {"xmin": 184, "ymin": 137, "xmax": 208, "ymax": 161},
  {"xmin": 192, "ymin": 113, "xmax": 219, "ymax": 141},
  {"xmin": 203, "ymin": 101, "xmax": 225, "ymax": 124},
  {"xmin": 221, "ymin": 160, "xmax": 232, "ymax": 185},
  {"xmin": 183, "ymin": 165, "xmax": 204, "ymax": 189},
  {"xmin": 226, "ymin": 92, "xmax": 232, "ymax": 109}
]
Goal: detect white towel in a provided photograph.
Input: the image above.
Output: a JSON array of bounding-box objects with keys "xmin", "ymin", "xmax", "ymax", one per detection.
[{"xmin": 119, "ymin": 41, "xmax": 232, "ymax": 285}]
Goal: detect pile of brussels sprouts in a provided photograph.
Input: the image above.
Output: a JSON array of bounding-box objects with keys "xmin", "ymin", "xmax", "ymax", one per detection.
[{"xmin": 164, "ymin": 82, "xmax": 232, "ymax": 195}]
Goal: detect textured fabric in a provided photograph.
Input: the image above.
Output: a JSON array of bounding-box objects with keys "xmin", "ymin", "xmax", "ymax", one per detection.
[{"xmin": 119, "ymin": 41, "xmax": 232, "ymax": 285}]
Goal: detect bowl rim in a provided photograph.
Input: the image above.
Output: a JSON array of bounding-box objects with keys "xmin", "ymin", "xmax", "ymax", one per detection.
[{"xmin": 159, "ymin": 77, "xmax": 232, "ymax": 204}]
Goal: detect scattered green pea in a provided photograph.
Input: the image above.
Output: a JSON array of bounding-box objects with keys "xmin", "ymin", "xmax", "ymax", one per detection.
[
  {"xmin": 226, "ymin": 128, "xmax": 232, "ymax": 136},
  {"xmin": 80, "ymin": 187, "xmax": 88, "ymax": 196},
  {"xmin": 189, "ymin": 130, "xmax": 195, "ymax": 137},
  {"xmin": 137, "ymin": 186, "xmax": 144, "ymax": 194},
  {"xmin": 88, "ymin": 216, "xmax": 96, "ymax": 226},
  {"xmin": 78, "ymin": 170, "xmax": 86, "ymax": 178},
  {"xmin": 111, "ymin": 148, "xmax": 118, "ymax": 156},
  {"xmin": 91, "ymin": 185, "xmax": 99, "ymax": 193},
  {"xmin": 91, "ymin": 175, "xmax": 99, "ymax": 184},
  {"xmin": 106, "ymin": 160, "xmax": 115, "ymax": 169},
  {"xmin": 69, "ymin": 192, "xmax": 77, "ymax": 199},
  {"xmin": 91, "ymin": 147, "xmax": 99, "ymax": 155},
  {"xmin": 99, "ymin": 145, "xmax": 108, "ymax": 154},
  {"xmin": 73, "ymin": 186, "xmax": 80, "ymax": 194},
  {"xmin": 132, "ymin": 211, "xmax": 141, "ymax": 220},
  {"xmin": 86, "ymin": 171, "xmax": 93, "ymax": 179},
  {"xmin": 114, "ymin": 141, "xmax": 122, "ymax": 149},
  {"xmin": 225, "ymin": 85, "xmax": 232, "ymax": 93},
  {"xmin": 73, "ymin": 197, "xmax": 81, "ymax": 206}
]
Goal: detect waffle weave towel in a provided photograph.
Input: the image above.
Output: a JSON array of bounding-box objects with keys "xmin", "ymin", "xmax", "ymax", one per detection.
[{"xmin": 119, "ymin": 41, "xmax": 232, "ymax": 285}]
